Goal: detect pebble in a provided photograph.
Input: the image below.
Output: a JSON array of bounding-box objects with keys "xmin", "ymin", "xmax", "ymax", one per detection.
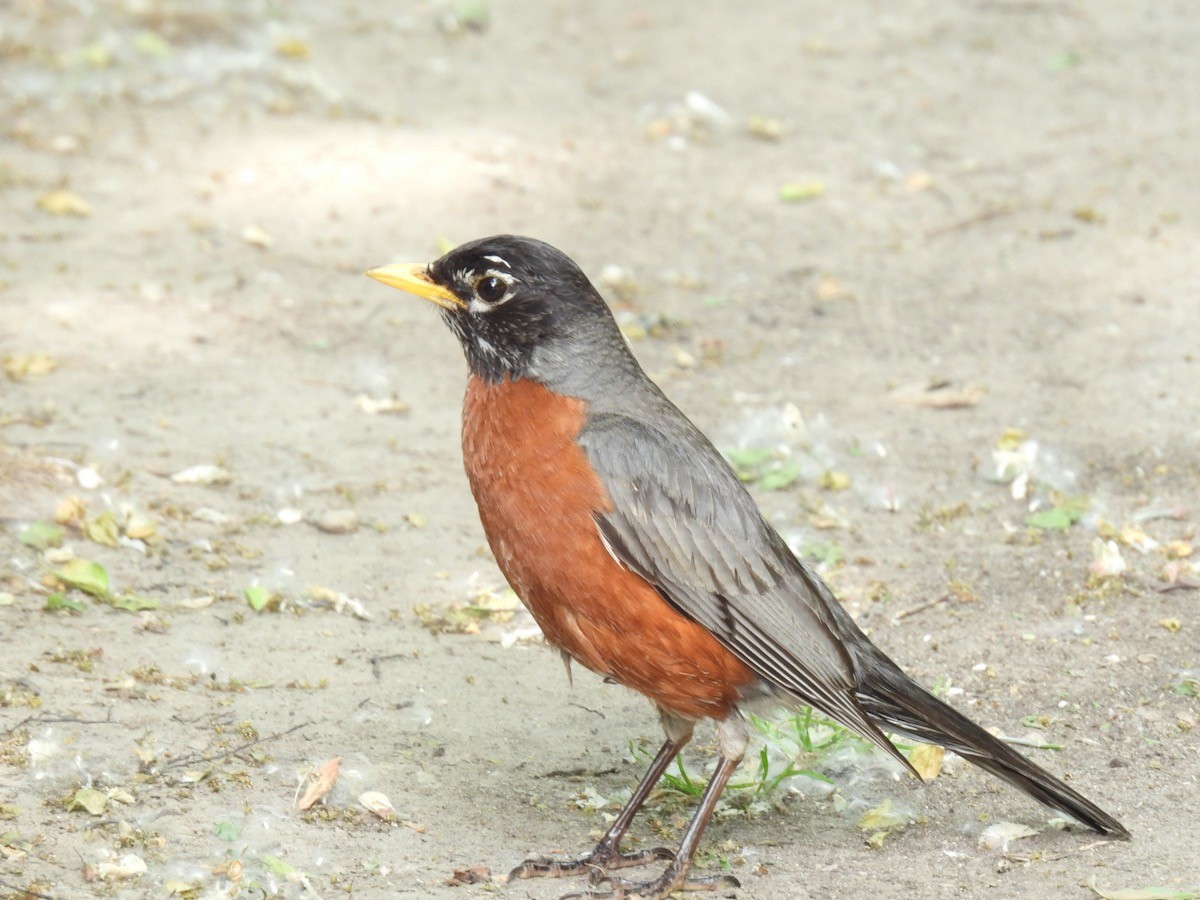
[{"xmin": 314, "ymin": 509, "xmax": 357, "ymax": 534}]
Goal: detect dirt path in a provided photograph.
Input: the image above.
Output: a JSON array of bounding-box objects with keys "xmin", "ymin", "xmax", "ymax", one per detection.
[{"xmin": 2, "ymin": 2, "xmax": 1198, "ymax": 897}]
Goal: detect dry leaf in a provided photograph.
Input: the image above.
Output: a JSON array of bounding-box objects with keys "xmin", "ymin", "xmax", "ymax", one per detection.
[
  {"xmin": 1118, "ymin": 523, "xmax": 1159, "ymax": 553},
  {"xmin": 55, "ymin": 496, "xmax": 87, "ymax": 525},
  {"xmin": 359, "ymin": 790, "xmax": 395, "ymax": 821},
  {"xmin": 96, "ymin": 853, "xmax": 147, "ymax": 880},
  {"xmin": 37, "ymin": 190, "xmax": 91, "ymax": 216},
  {"xmin": 67, "ymin": 787, "xmax": 108, "ymax": 815},
  {"xmin": 908, "ymin": 743, "xmax": 945, "ymax": 781},
  {"xmin": 296, "ymin": 757, "xmax": 340, "ymax": 810},
  {"xmin": 3, "ymin": 353, "xmax": 58, "ymax": 380},
  {"xmin": 857, "ymin": 799, "xmax": 907, "ymax": 831},
  {"xmin": 275, "ymin": 38, "xmax": 311, "ymax": 59},
  {"xmin": 447, "ymin": 866, "xmax": 491, "ymax": 886}
]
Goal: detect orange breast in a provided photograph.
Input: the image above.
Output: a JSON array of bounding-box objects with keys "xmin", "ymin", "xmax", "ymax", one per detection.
[{"xmin": 461, "ymin": 375, "xmax": 756, "ymax": 720}]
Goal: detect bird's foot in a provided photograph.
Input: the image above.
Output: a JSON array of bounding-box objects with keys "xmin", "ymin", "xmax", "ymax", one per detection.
[
  {"xmin": 509, "ymin": 843, "xmax": 674, "ymax": 883},
  {"xmin": 561, "ymin": 866, "xmax": 740, "ymax": 899}
]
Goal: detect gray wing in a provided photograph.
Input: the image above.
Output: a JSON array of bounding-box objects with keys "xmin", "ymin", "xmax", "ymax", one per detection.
[{"xmin": 579, "ymin": 411, "xmax": 913, "ymax": 770}]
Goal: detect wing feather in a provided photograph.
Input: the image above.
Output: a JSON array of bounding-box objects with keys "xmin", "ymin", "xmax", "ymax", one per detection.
[{"xmin": 579, "ymin": 412, "xmax": 914, "ymax": 773}]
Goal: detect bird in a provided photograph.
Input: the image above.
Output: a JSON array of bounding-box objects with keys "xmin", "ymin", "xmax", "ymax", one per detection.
[{"xmin": 366, "ymin": 235, "xmax": 1129, "ymax": 898}]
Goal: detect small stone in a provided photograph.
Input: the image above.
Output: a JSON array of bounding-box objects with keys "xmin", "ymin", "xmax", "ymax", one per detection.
[{"xmin": 315, "ymin": 509, "xmax": 357, "ymax": 534}]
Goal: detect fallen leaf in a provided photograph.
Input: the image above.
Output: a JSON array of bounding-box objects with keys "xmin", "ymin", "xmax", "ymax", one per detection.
[
  {"xmin": 261, "ymin": 855, "xmax": 296, "ymax": 876},
  {"xmin": 746, "ymin": 116, "xmax": 782, "ymax": 141},
  {"xmin": 54, "ymin": 558, "xmax": 110, "ymax": 598},
  {"xmin": 780, "ymin": 180, "xmax": 825, "ymax": 203},
  {"xmin": 37, "ymin": 190, "xmax": 91, "ymax": 216},
  {"xmin": 1088, "ymin": 880, "xmax": 1200, "ymax": 900},
  {"xmin": 296, "ymin": 757, "xmax": 340, "ymax": 811},
  {"xmin": 1026, "ymin": 507, "xmax": 1078, "ymax": 530},
  {"xmin": 908, "ymin": 743, "xmax": 945, "ymax": 781},
  {"xmin": 55, "ymin": 496, "xmax": 87, "ymax": 525},
  {"xmin": 275, "ymin": 38, "xmax": 310, "ymax": 58},
  {"xmin": 996, "ymin": 428, "xmax": 1028, "ymax": 450},
  {"xmin": 110, "ymin": 594, "xmax": 159, "ymax": 612},
  {"xmin": 132, "ymin": 30, "xmax": 170, "ymax": 57},
  {"xmin": 1164, "ymin": 540, "xmax": 1193, "ymax": 559},
  {"xmin": 1158, "ymin": 618, "xmax": 1182, "ymax": 633},
  {"xmin": 18, "ymin": 522, "xmax": 64, "ymax": 550},
  {"xmin": 309, "ymin": 587, "xmax": 372, "ymax": 620},
  {"xmin": 245, "ymin": 586, "xmax": 271, "ymax": 612},
  {"xmin": 3, "ymin": 353, "xmax": 59, "ymax": 380},
  {"xmin": 818, "ymin": 470, "xmax": 851, "ymax": 491},
  {"xmin": 96, "ymin": 853, "xmax": 147, "ymax": 880},
  {"xmin": 45, "ymin": 592, "xmax": 86, "ymax": 613},
  {"xmin": 1118, "ymin": 523, "xmax": 1159, "ymax": 553},
  {"xmin": 359, "ymin": 790, "xmax": 395, "ymax": 821},
  {"xmin": 857, "ymin": 798, "xmax": 907, "ymax": 831},
  {"xmin": 67, "ymin": 787, "xmax": 108, "ymax": 815},
  {"xmin": 446, "ymin": 866, "xmax": 492, "ymax": 886},
  {"xmin": 122, "ymin": 512, "xmax": 158, "ymax": 541},
  {"xmin": 84, "ymin": 511, "xmax": 120, "ymax": 547}
]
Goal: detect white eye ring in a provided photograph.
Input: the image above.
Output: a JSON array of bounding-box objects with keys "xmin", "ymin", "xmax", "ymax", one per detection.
[{"xmin": 469, "ymin": 269, "xmax": 516, "ymax": 310}]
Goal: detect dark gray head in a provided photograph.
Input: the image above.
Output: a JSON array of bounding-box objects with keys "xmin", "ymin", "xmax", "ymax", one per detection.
[{"xmin": 367, "ymin": 235, "xmax": 636, "ymax": 389}]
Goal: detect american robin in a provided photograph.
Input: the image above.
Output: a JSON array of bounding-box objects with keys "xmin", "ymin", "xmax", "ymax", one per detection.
[{"xmin": 366, "ymin": 235, "xmax": 1128, "ymax": 898}]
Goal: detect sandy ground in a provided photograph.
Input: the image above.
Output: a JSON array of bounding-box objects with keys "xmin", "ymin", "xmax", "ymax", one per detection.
[{"xmin": 2, "ymin": 1, "xmax": 1199, "ymax": 898}]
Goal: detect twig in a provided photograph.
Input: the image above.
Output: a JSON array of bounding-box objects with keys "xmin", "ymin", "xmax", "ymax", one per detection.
[
  {"xmin": 893, "ymin": 594, "xmax": 951, "ymax": 622},
  {"xmin": 163, "ymin": 721, "xmax": 313, "ymax": 770},
  {"xmin": 995, "ymin": 735, "xmax": 1064, "ymax": 750},
  {"xmin": 542, "ymin": 766, "xmax": 619, "ymax": 779},
  {"xmin": 1006, "ymin": 839, "xmax": 1117, "ymax": 866},
  {"xmin": 4, "ymin": 710, "xmax": 120, "ymax": 736},
  {"xmin": 925, "ymin": 206, "xmax": 1013, "ymax": 238},
  {"xmin": 569, "ymin": 701, "xmax": 606, "ymax": 718},
  {"xmin": 2, "ymin": 714, "xmax": 38, "ymax": 737},
  {"xmin": 0, "ymin": 876, "xmax": 54, "ymax": 899}
]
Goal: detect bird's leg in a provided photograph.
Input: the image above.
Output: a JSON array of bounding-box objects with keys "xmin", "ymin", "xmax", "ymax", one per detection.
[
  {"xmin": 576, "ymin": 752, "xmax": 743, "ymax": 899},
  {"xmin": 576, "ymin": 712, "xmax": 748, "ymax": 899},
  {"xmin": 509, "ymin": 723, "xmax": 692, "ymax": 883}
]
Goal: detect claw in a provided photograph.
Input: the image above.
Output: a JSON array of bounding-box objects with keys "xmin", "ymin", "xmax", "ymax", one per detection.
[
  {"xmin": 558, "ymin": 870, "xmax": 740, "ymax": 899},
  {"xmin": 510, "ymin": 844, "xmax": 674, "ymax": 884}
]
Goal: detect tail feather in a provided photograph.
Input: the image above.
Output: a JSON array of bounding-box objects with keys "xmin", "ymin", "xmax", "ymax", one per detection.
[{"xmin": 858, "ymin": 659, "xmax": 1130, "ymax": 839}]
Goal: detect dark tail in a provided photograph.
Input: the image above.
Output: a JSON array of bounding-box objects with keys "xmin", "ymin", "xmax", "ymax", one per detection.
[{"xmin": 856, "ymin": 656, "xmax": 1130, "ymax": 839}]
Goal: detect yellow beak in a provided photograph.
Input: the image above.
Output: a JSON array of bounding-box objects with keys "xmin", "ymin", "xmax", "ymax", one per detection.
[{"xmin": 364, "ymin": 263, "xmax": 466, "ymax": 311}]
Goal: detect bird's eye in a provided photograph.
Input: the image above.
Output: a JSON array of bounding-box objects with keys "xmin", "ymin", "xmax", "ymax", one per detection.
[{"xmin": 475, "ymin": 275, "xmax": 508, "ymax": 305}]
